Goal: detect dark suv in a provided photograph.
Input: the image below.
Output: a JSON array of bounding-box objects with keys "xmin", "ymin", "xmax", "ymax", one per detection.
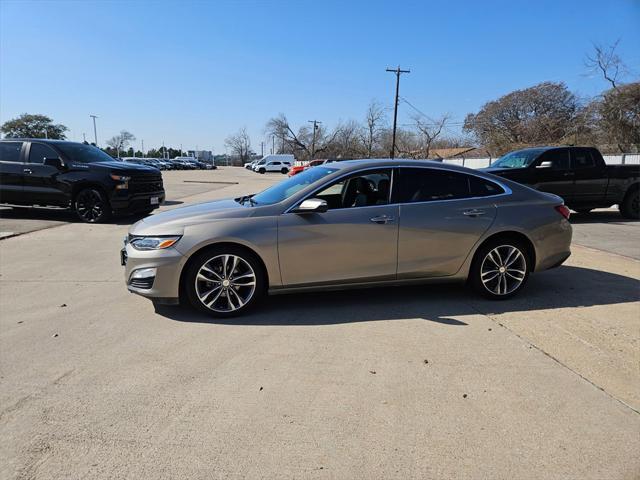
[{"xmin": 0, "ymin": 139, "xmax": 165, "ymax": 222}]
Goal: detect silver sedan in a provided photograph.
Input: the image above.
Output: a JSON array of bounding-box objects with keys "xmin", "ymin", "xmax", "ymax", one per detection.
[{"xmin": 122, "ymin": 160, "xmax": 572, "ymax": 317}]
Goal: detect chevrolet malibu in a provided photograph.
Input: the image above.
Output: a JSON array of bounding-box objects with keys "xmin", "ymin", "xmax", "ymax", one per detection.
[{"xmin": 122, "ymin": 160, "xmax": 572, "ymax": 317}]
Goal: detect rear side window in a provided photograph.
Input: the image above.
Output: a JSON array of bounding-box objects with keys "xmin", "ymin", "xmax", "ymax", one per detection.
[
  {"xmin": 572, "ymin": 149, "xmax": 595, "ymax": 169},
  {"xmin": 469, "ymin": 176, "xmax": 505, "ymax": 197},
  {"xmin": 539, "ymin": 149, "xmax": 570, "ymax": 170},
  {"xmin": 398, "ymin": 168, "xmax": 504, "ymax": 203},
  {"xmin": 28, "ymin": 143, "xmax": 59, "ymax": 164},
  {"xmin": 0, "ymin": 142, "xmax": 23, "ymax": 162}
]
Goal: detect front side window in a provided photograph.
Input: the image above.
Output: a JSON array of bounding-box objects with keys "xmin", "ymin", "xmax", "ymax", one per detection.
[
  {"xmin": 0, "ymin": 142, "xmax": 23, "ymax": 162},
  {"xmin": 398, "ymin": 168, "xmax": 503, "ymax": 203},
  {"xmin": 313, "ymin": 169, "xmax": 392, "ymax": 209},
  {"xmin": 28, "ymin": 143, "xmax": 59, "ymax": 164},
  {"xmin": 539, "ymin": 149, "xmax": 570, "ymax": 170},
  {"xmin": 250, "ymin": 166, "xmax": 337, "ymax": 205}
]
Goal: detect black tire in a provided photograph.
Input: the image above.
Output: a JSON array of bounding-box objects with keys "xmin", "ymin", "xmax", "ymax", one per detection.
[
  {"xmin": 619, "ymin": 187, "xmax": 639, "ymax": 219},
  {"xmin": 470, "ymin": 237, "xmax": 531, "ymax": 300},
  {"xmin": 281, "ymin": 167, "xmax": 288, "ymax": 174},
  {"xmin": 259, "ymin": 168, "xmax": 266, "ymax": 174},
  {"xmin": 74, "ymin": 188, "xmax": 111, "ymax": 223},
  {"xmin": 184, "ymin": 246, "xmax": 266, "ymax": 318},
  {"xmin": 574, "ymin": 208, "xmax": 592, "ymax": 215}
]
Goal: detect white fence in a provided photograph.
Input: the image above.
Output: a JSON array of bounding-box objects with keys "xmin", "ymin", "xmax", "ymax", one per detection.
[{"xmin": 442, "ymin": 154, "xmax": 640, "ymax": 169}]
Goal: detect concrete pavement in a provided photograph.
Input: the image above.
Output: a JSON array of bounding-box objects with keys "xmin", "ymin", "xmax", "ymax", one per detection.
[{"xmin": 1, "ymin": 168, "xmax": 639, "ymax": 479}]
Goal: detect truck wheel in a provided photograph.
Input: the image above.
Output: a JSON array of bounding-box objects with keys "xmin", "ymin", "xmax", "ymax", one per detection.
[
  {"xmin": 184, "ymin": 246, "xmax": 266, "ymax": 318},
  {"xmin": 620, "ymin": 187, "xmax": 639, "ymax": 219},
  {"xmin": 74, "ymin": 188, "xmax": 111, "ymax": 223}
]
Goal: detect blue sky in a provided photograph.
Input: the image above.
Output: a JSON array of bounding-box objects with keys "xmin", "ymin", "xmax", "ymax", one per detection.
[{"xmin": 1, "ymin": 0, "xmax": 639, "ymax": 153}]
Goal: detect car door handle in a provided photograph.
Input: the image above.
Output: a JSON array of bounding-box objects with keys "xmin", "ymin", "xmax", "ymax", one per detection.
[
  {"xmin": 370, "ymin": 215, "xmax": 395, "ymax": 224},
  {"xmin": 23, "ymin": 168, "xmax": 32, "ymax": 174},
  {"xmin": 463, "ymin": 209, "xmax": 486, "ymax": 217},
  {"xmin": 562, "ymin": 172, "xmax": 574, "ymax": 177}
]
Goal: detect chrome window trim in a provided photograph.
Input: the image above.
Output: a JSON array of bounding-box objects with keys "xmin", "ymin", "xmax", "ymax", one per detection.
[{"xmin": 283, "ymin": 164, "xmax": 511, "ymax": 214}]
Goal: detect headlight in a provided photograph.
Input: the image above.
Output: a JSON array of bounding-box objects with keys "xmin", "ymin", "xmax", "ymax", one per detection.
[
  {"xmin": 129, "ymin": 235, "xmax": 181, "ymax": 251},
  {"xmin": 111, "ymin": 173, "xmax": 131, "ymax": 190}
]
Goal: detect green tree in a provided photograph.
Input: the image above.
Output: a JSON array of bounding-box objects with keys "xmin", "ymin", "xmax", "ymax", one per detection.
[{"xmin": 0, "ymin": 113, "xmax": 68, "ymax": 139}]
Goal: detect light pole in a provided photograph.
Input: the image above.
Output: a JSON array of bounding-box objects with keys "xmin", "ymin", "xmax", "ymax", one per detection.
[
  {"xmin": 89, "ymin": 114, "xmax": 99, "ymax": 146},
  {"xmin": 308, "ymin": 120, "xmax": 321, "ymax": 159}
]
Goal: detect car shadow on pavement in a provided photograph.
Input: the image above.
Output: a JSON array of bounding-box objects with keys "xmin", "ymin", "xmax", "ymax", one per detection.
[
  {"xmin": 154, "ymin": 265, "xmax": 640, "ymax": 326},
  {"xmin": 570, "ymin": 210, "xmax": 638, "ymax": 224},
  {"xmin": 0, "ymin": 206, "xmax": 152, "ymax": 226}
]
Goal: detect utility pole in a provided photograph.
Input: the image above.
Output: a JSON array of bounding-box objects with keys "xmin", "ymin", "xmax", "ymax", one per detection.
[
  {"xmin": 308, "ymin": 120, "xmax": 321, "ymax": 159},
  {"xmin": 89, "ymin": 114, "xmax": 99, "ymax": 146},
  {"xmin": 82, "ymin": 133, "xmax": 86, "ymax": 143},
  {"xmin": 271, "ymin": 135, "xmax": 275, "ymax": 155},
  {"xmin": 385, "ymin": 66, "xmax": 410, "ymax": 158},
  {"xmin": 261, "ymin": 141, "xmax": 264, "ymax": 157},
  {"xmin": 141, "ymin": 139, "xmax": 145, "ymax": 158}
]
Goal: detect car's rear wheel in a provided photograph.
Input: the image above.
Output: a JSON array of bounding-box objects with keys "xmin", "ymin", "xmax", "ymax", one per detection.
[
  {"xmin": 470, "ymin": 239, "xmax": 531, "ymax": 300},
  {"xmin": 184, "ymin": 247, "xmax": 265, "ymax": 317},
  {"xmin": 74, "ymin": 188, "xmax": 110, "ymax": 223},
  {"xmin": 281, "ymin": 167, "xmax": 288, "ymax": 174},
  {"xmin": 619, "ymin": 187, "xmax": 639, "ymax": 219}
]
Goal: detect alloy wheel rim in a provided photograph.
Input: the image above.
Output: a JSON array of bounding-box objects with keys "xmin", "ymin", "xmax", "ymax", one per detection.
[
  {"xmin": 76, "ymin": 190, "xmax": 104, "ymax": 222},
  {"xmin": 195, "ymin": 254, "xmax": 256, "ymax": 312},
  {"xmin": 480, "ymin": 245, "xmax": 526, "ymax": 296}
]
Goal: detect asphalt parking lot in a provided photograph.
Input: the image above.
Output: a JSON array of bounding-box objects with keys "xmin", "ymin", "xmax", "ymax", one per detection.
[{"xmin": 1, "ymin": 168, "xmax": 639, "ymax": 479}]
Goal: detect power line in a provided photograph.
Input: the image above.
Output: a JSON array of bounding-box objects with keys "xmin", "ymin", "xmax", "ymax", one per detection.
[{"xmin": 386, "ymin": 66, "xmax": 410, "ymax": 158}]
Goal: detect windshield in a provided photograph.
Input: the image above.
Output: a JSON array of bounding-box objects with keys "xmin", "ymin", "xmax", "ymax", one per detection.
[
  {"xmin": 250, "ymin": 167, "xmax": 338, "ymax": 205},
  {"xmin": 56, "ymin": 143, "xmax": 117, "ymax": 164},
  {"xmin": 491, "ymin": 149, "xmax": 546, "ymax": 169}
]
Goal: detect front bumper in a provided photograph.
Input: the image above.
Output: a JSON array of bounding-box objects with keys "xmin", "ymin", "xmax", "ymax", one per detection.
[
  {"xmin": 110, "ymin": 190, "xmax": 166, "ymax": 214},
  {"xmin": 122, "ymin": 242, "xmax": 186, "ymax": 302}
]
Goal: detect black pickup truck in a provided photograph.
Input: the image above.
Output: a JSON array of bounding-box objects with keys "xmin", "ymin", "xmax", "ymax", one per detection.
[
  {"xmin": 482, "ymin": 146, "xmax": 639, "ymax": 218},
  {"xmin": 0, "ymin": 139, "xmax": 165, "ymax": 222}
]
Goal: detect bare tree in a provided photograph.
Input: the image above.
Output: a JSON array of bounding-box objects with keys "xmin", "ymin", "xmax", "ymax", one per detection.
[
  {"xmin": 106, "ymin": 130, "xmax": 136, "ymax": 157},
  {"xmin": 225, "ymin": 127, "xmax": 252, "ymax": 163},
  {"xmin": 585, "ymin": 40, "xmax": 628, "ymax": 90},
  {"xmin": 413, "ymin": 114, "xmax": 450, "ymax": 158},
  {"xmin": 361, "ymin": 100, "xmax": 386, "ymax": 158}
]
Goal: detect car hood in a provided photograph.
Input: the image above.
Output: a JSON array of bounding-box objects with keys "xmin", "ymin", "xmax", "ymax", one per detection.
[
  {"xmin": 130, "ymin": 198, "xmax": 252, "ymax": 235},
  {"xmin": 75, "ymin": 160, "xmax": 160, "ymax": 174}
]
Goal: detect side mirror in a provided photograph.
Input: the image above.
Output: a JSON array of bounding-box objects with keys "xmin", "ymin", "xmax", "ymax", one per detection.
[
  {"xmin": 292, "ymin": 198, "xmax": 328, "ymax": 214},
  {"xmin": 536, "ymin": 161, "xmax": 552, "ymax": 169},
  {"xmin": 44, "ymin": 157, "xmax": 65, "ymax": 169}
]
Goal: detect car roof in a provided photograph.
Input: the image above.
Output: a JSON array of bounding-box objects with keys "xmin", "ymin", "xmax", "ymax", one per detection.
[
  {"xmin": 0, "ymin": 138, "xmax": 81, "ymax": 145},
  {"xmin": 321, "ymin": 158, "xmax": 486, "ymax": 175}
]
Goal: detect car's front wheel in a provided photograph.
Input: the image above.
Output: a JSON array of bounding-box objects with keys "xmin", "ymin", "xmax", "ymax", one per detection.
[
  {"xmin": 184, "ymin": 247, "xmax": 265, "ymax": 317},
  {"xmin": 470, "ymin": 239, "xmax": 530, "ymax": 299},
  {"xmin": 259, "ymin": 168, "xmax": 266, "ymax": 174},
  {"xmin": 74, "ymin": 188, "xmax": 111, "ymax": 223}
]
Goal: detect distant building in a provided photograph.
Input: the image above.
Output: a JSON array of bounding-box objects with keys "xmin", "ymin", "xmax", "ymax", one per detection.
[{"xmin": 187, "ymin": 150, "xmax": 213, "ymax": 162}]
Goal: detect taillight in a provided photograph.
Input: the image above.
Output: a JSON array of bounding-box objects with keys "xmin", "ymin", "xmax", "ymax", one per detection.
[{"xmin": 555, "ymin": 205, "xmax": 571, "ymax": 220}]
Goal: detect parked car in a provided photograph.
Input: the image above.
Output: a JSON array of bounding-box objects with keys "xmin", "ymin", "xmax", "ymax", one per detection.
[
  {"xmin": 483, "ymin": 146, "xmax": 639, "ymax": 218},
  {"xmin": 122, "ymin": 159, "xmax": 572, "ymax": 317},
  {"xmin": 0, "ymin": 139, "xmax": 165, "ymax": 222},
  {"xmin": 288, "ymin": 159, "xmax": 327, "ymax": 177},
  {"xmin": 251, "ymin": 154, "xmax": 295, "ymax": 173}
]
